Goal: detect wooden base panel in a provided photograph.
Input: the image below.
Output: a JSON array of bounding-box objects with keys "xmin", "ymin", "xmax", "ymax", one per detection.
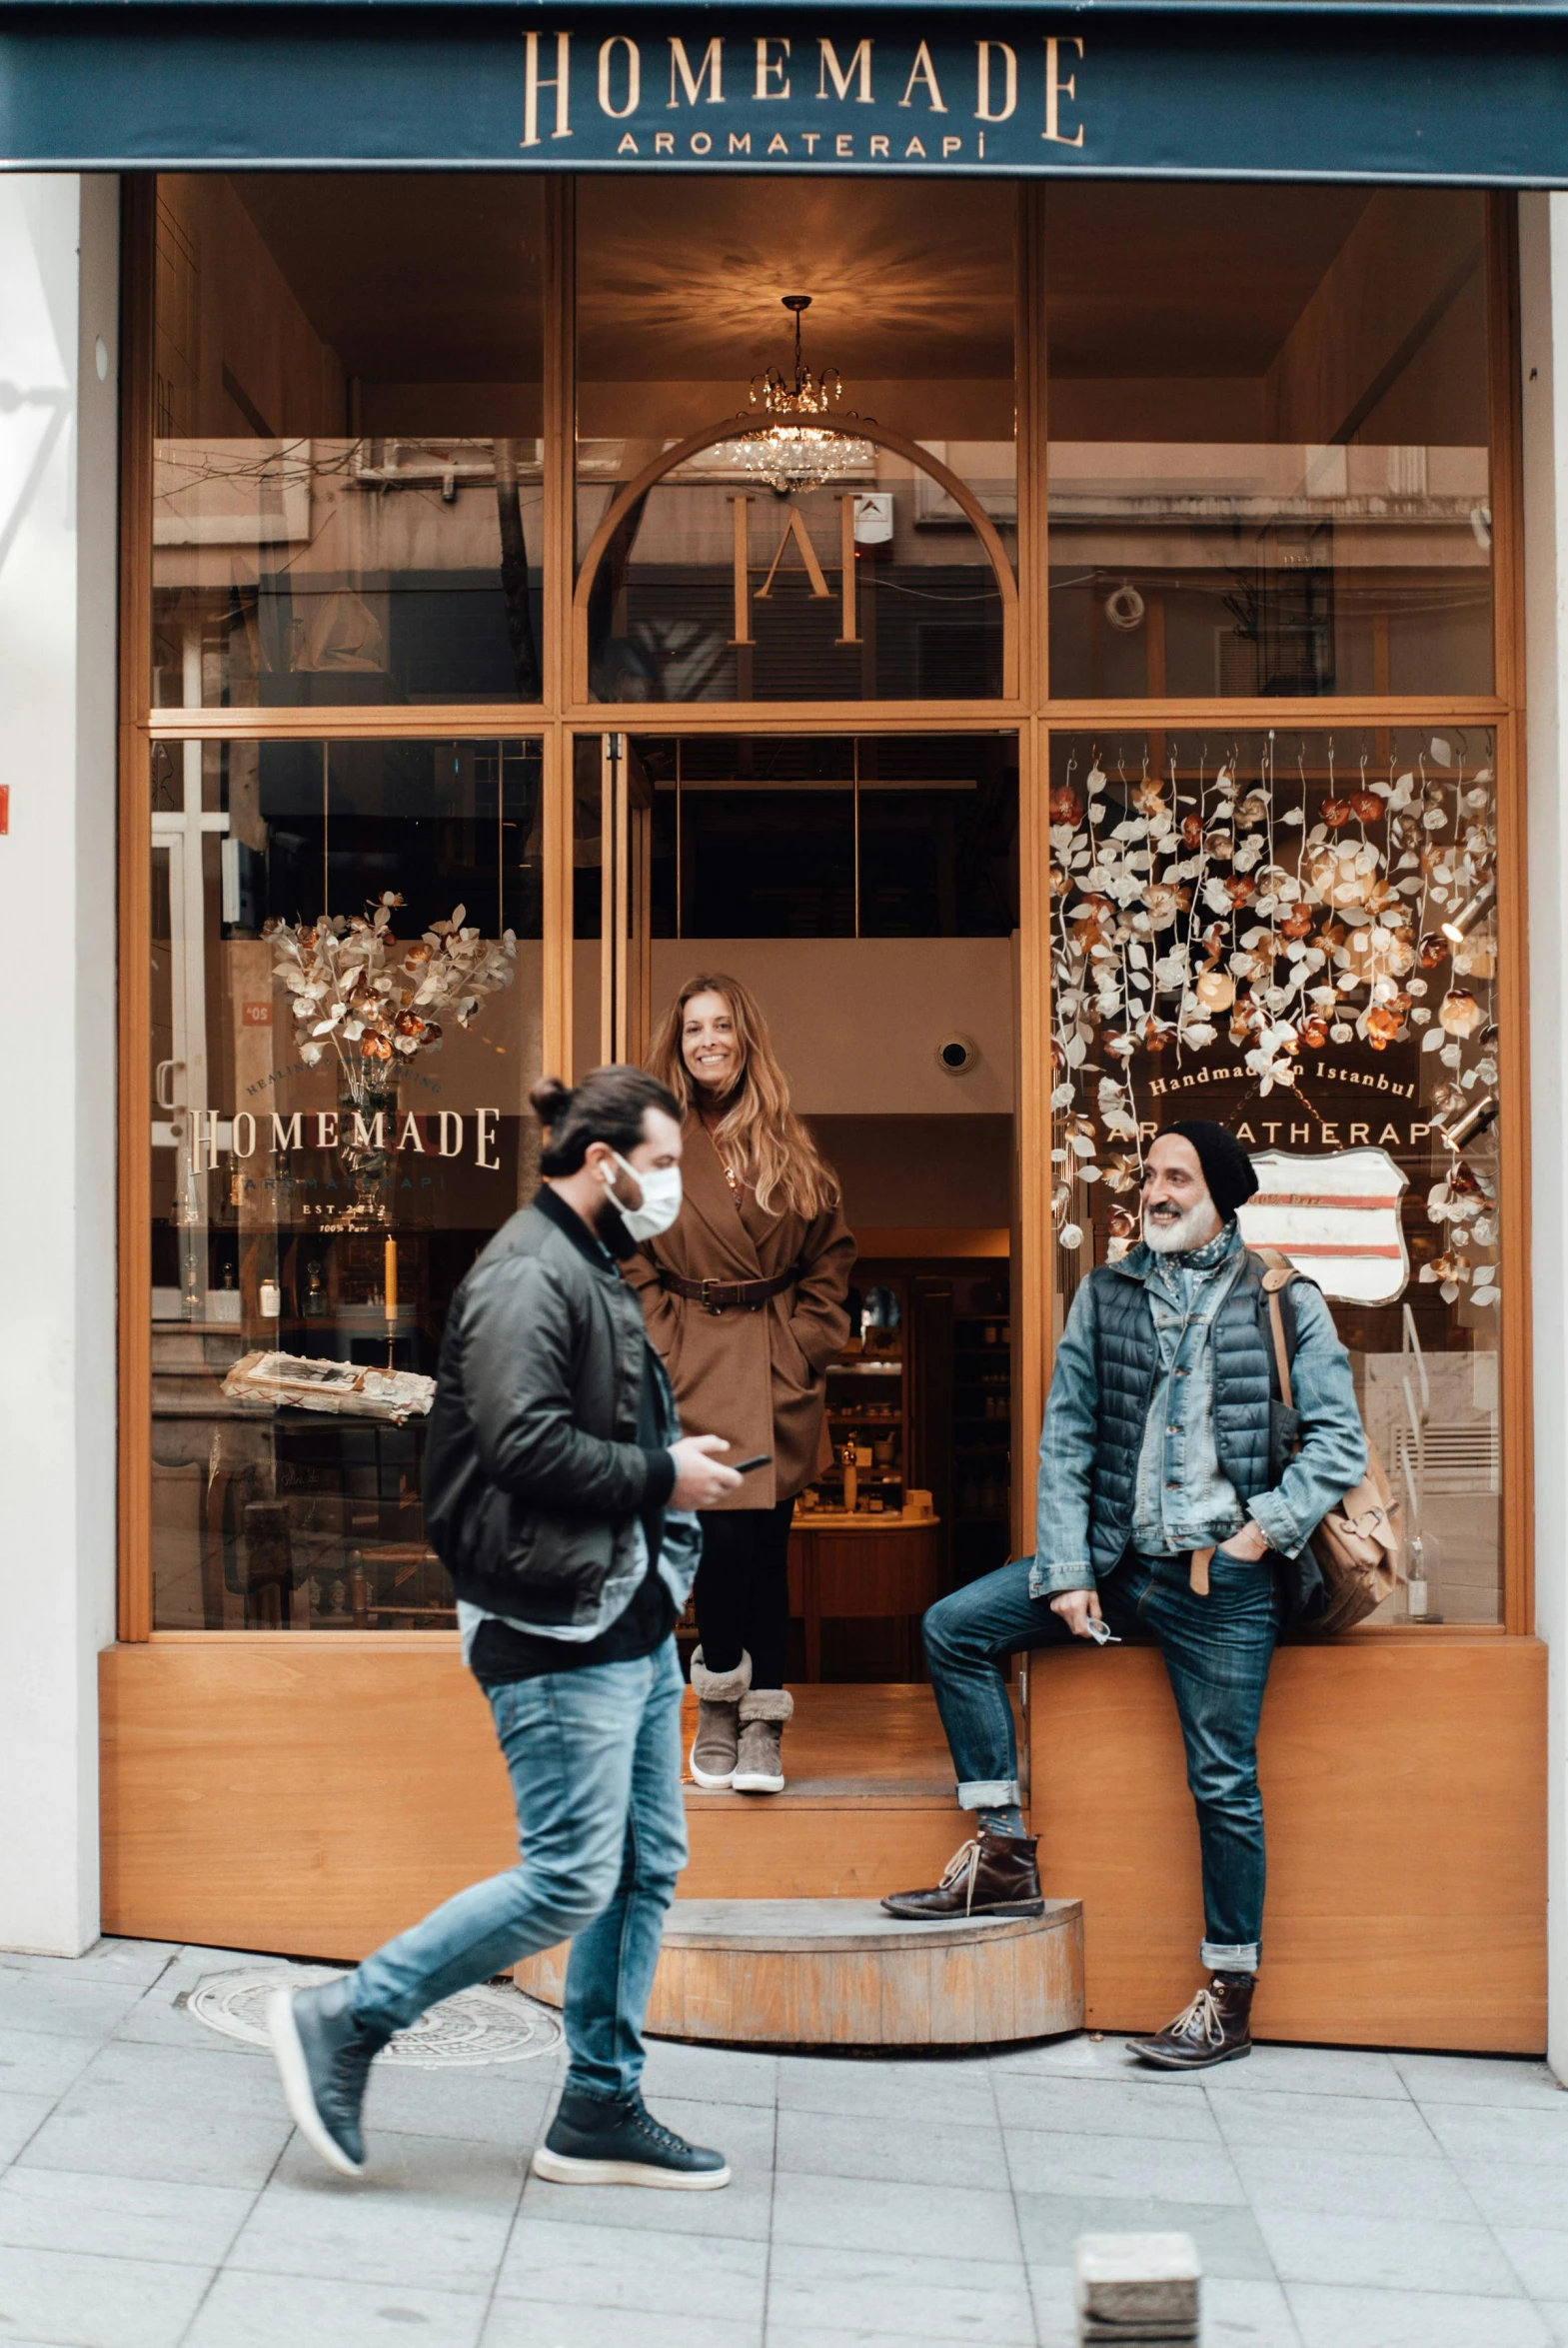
[
  {"xmin": 516, "ymin": 1896, "xmax": 1085, "ymax": 2046},
  {"xmin": 1029, "ymin": 1635, "xmax": 1548, "ymax": 2053},
  {"xmin": 99, "ymin": 1637, "xmax": 1546, "ymax": 2051}
]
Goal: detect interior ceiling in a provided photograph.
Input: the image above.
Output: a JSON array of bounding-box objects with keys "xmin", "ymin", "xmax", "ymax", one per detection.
[
  {"xmin": 231, "ymin": 174, "xmax": 547, "ymax": 382},
  {"xmin": 1044, "ymin": 184, "xmax": 1370, "ymax": 378},
  {"xmin": 576, "ymin": 180, "xmax": 1016, "ymax": 382},
  {"xmin": 230, "ymin": 173, "xmax": 1375, "ymax": 391}
]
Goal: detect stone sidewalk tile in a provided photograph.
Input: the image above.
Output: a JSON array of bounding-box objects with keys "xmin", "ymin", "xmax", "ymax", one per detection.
[
  {"xmin": 0, "ymin": 1973, "xmax": 152, "ymax": 2042},
  {"xmin": 993, "ymin": 2071, "xmax": 1224, "ymax": 2144},
  {"xmin": 1393, "ymin": 2052, "xmax": 1567, "ymax": 2108},
  {"xmin": 1540, "ymin": 2299, "xmax": 1568, "ymax": 2344},
  {"xmin": 225, "ymin": 2127, "xmax": 526, "ymax": 2292},
  {"xmin": 496, "ymin": 2211, "xmax": 768, "ymax": 2314},
  {"xmin": 772, "ymin": 2169, "xmax": 1021, "ymax": 2262},
  {"xmin": 1003, "ymin": 2121, "xmax": 1247, "ymax": 2205},
  {"xmin": 0, "ymin": 2091, "xmax": 52, "ymax": 2165},
  {"xmin": 1206, "ymin": 2085, "xmax": 1439, "ymax": 2156},
  {"xmin": 775, "ymin": 2104, "xmax": 1010, "ymax": 2191},
  {"xmin": 1496, "ymin": 2228, "xmax": 1568, "ymax": 2298},
  {"xmin": 0, "ymin": 2241, "xmax": 214, "ymax": 2348},
  {"xmin": 1286, "ymin": 2280, "xmax": 1552, "ymax": 2348},
  {"xmin": 771, "ymin": 2240, "xmax": 1035, "ymax": 2346},
  {"xmin": 639, "ymin": 2038, "xmax": 781, "ymax": 2108},
  {"xmin": 0, "ymin": 2165, "xmax": 255, "ymax": 2265},
  {"xmin": 485, "ymin": 2306, "xmax": 759, "ymax": 2348},
  {"xmin": 1421, "ymin": 2100, "xmax": 1568, "ymax": 2166},
  {"xmin": 0, "ymin": 2024, "xmax": 108, "ymax": 2100},
  {"xmin": 1253, "ymin": 2204, "xmax": 1522, "ymax": 2295},
  {"xmin": 776, "ymin": 2053, "xmax": 998, "ymax": 2127},
  {"xmin": 185, "ymin": 2269, "xmax": 490, "ymax": 2348},
  {"xmin": 74, "ymin": 2034, "xmax": 288, "ymax": 2115},
  {"xmin": 16, "ymin": 2085, "xmax": 293, "ymax": 2191},
  {"xmin": 0, "ymin": 1940, "xmax": 181, "ymax": 1987},
  {"xmin": 364, "ymin": 2058, "xmax": 557, "ymax": 2151},
  {"xmin": 1460, "ymin": 2158, "xmax": 1568, "ymax": 2232},
  {"xmin": 1194, "ymin": 2044, "xmax": 1410, "ymax": 2100},
  {"xmin": 1012, "ymin": 2190, "xmax": 1275, "ymax": 2281},
  {"xmin": 1229, "ymin": 2142, "xmax": 1479, "ymax": 2221}
]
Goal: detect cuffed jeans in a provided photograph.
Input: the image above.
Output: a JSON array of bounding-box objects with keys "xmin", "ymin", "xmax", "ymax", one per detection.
[
  {"xmin": 923, "ymin": 1551, "xmax": 1280, "ymax": 1972},
  {"xmin": 348, "ymin": 1636, "xmax": 687, "ymax": 2103}
]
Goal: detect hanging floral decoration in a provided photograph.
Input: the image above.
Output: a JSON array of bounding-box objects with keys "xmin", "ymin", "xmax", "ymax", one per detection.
[
  {"xmin": 1049, "ymin": 737, "xmax": 1499, "ymax": 1307},
  {"xmin": 268, "ymin": 897, "xmax": 517, "ymax": 1105}
]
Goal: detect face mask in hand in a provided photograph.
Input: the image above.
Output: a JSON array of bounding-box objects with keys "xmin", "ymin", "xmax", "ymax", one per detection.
[{"xmin": 601, "ymin": 1151, "xmax": 683, "ymax": 1242}]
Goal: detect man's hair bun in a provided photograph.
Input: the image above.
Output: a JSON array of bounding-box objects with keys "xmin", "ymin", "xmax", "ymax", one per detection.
[{"xmin": 530, "ymin": 1076, "xmax": 574, "ymax": 1128}]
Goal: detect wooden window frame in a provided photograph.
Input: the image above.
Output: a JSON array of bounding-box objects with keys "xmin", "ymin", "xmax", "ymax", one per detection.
[{"xmin": 117, "ymin": 178, "xmax": 1531, "ymax": 1643}]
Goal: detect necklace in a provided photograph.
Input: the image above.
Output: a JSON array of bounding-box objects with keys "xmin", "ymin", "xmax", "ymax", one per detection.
[{"xmin": 702, "ymin": 1115, "xmax": 743, "ymax": 1196}]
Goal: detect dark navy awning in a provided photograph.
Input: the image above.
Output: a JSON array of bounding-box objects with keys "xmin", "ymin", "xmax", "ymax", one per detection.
[{"xmin": 3, "ymin": 6, "xmax": 1568, "ymax": 176}]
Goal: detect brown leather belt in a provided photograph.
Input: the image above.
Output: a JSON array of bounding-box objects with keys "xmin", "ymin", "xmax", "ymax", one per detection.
[{"xmin": 659, "ymin": 1263, "xmax": 803, "ymax": 1314}]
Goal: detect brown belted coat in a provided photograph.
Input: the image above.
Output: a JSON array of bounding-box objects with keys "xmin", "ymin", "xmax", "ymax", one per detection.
[{"xmin": 625, "ymin": 1120, "xmax": 855, "ymax": 1512}]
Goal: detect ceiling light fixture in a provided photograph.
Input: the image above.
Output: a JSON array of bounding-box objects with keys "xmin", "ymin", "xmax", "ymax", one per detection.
[{"xmin": 722, "ymin": 294, "xmax": 874, "ymax": 497}]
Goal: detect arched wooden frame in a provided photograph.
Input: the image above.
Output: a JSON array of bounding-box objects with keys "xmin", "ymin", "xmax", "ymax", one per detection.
[{"xmin": 573, "ymin": 415, "xmax": 1019, "ymax": 706}]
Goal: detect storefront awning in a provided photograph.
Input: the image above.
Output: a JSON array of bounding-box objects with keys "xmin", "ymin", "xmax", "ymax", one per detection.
[{"xmin": 4, "ymin": 7, "xmax": 1568, "ymax": 177}]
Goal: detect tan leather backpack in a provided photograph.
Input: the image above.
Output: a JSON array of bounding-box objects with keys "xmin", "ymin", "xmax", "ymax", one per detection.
[{"xmin": 1253, "ymin": 1248, "xmax": 1403, "ymax": 1634}]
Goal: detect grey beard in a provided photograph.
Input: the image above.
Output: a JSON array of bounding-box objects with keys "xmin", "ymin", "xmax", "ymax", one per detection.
[{"xmin": 1143, "ymin": 1199, "xmax": 1220, "ymax": 1255}]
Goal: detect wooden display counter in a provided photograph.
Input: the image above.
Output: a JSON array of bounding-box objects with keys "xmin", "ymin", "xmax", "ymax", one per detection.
[{"xmin": 787, "ymin": 1507, "xmax": 940, "ymax": 1679}]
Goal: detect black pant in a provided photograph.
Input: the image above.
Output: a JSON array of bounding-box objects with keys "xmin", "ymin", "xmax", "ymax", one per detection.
[{"xmin": 694, "ymin": 1498, "xmax": 795, "ymax": 1690}]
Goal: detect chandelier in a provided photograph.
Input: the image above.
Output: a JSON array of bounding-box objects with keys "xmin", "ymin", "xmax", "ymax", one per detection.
[{"xmin": 722, "ymin": 295, "xmax": 873, "ymax": 496}]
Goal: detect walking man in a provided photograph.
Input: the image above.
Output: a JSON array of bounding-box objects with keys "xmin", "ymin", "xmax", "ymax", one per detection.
[
  {"xmin": 883, "ymin": 1121, "xmax": 1366, "ymax": 2069},
  {"xmin": 268, "ymin": 1066, "xmax": 743, "ymax": 2181}
]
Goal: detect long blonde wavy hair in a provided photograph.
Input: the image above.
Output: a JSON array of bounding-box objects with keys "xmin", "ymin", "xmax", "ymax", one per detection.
[{"xmin": 648, "ymin": 972, "xmax": 838, "ymax": 1221}]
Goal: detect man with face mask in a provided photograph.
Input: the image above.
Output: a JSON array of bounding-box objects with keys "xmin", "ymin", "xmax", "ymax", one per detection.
[
  {"xmin": 883, "ymin": 1120, "xmax": 1366, "ymax": 2070},
  {"xmin": 267, "ymin": 1066, "xmax": 744, "ymax": 2182}
]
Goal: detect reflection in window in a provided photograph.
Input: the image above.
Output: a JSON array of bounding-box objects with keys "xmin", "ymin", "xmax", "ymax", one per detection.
[
  {"xmin": 631, "ymin": 735, "xmax": 1019, "ymax": 937},
  {"xmin": 1046, "ymin": 189, "xmax": 1494, "ymax": 698},
  {"xmin": 152, "ymin": 176, "xmax": 545, "ymax": 708},
  {"xmin": 1048, "ymin": 729, "xmax": 1501, "ymax": 1621},
  {"xmin": 149, "ymin": 739, "xmax": 544, "ymax": 1629},
  {"xmin": 577, "ymin": 182, "xmax": 1014, "ymax": 703}
]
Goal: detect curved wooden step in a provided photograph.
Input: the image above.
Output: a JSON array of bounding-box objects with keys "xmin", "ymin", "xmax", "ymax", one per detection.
[{"xmin": 515, "ymin": 1894, "xmax": 1085, "ymax": 2048}]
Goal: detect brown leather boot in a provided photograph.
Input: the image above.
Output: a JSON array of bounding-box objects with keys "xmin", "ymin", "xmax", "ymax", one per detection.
[
  {"xmin": 880, "ymin": 1827, "xmax": 1045, "ymax": 1921},
  {"xmin": 1128, "ymin": 1973, "xmax": 1255, "ymax": 2070}
]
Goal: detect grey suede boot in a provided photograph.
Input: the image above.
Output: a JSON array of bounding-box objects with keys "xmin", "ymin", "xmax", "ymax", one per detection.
[
  {"xmin": 733, "ymin": 1688, "xmax": 793, "ymax": 1794},
  {"xmin": 689, "ymin": 1648, "xmax": 751, "ymax": 1788}
]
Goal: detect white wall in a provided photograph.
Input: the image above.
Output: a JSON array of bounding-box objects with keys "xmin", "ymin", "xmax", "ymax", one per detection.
[
  {"xmin": 0, "ymin": 177, "xmax": 120, "ymax": 1953},
  {"xmin": 1520, "ymin": 192, "xmax": 1568, "ymax": 2079}
]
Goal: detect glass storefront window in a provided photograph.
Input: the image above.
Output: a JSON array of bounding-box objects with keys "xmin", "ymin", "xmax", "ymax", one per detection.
[
  {"xmin": 1048, "ymin": 727, "xmax": 1502, "ymax": 1621},
  {"xmin": 576, "ymin": 181, "xmax": 1015, "ymax": 702},
  {"xmin": 151, "ymin": 176, "xmax": 545, "ymax": 708},
  {"xmin": 1046, "ymin": 189, "xmax": 1495, "ymax": 698},
  {"xmin": 149, "ymin": 737, "xmax": 543, "ymax": 1629}
]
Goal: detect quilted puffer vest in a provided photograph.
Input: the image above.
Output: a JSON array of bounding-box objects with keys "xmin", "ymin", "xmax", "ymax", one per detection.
[{"xmin": 1084, "ymin": 1248, "xmax": 1276, "ymax": 1570}]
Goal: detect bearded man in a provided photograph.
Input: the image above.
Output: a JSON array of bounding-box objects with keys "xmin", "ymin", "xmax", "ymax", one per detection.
[{"xmin": 883, "ymin": 1120, "xmax": 1366, "ymax": 2069}]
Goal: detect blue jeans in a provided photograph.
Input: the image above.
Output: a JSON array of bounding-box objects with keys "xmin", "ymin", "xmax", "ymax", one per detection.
[
  {"xmin": 348, "ymin": 1637, "xmax": 687, "ymax": 2102},
  {"xmin": 923, "ymin": 1552, "xmax": 1280, "ymax": 1972}
]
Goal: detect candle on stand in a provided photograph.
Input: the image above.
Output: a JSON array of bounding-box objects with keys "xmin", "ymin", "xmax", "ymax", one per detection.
[{"xmin": 384, "ymin": 1235, "xmax": 398, "ymax": 1318}]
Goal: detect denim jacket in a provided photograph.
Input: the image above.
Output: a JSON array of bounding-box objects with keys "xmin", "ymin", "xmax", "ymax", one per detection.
[{"xmin": 1030, "ymin": 1232, "xmax": 1368, "ymax": 1599}]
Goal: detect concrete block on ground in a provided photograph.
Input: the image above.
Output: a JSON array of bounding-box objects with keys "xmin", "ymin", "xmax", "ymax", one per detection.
[{"xmin": 1076, "ymin": 2232, "xmax": 1201, "ymax": 2343}]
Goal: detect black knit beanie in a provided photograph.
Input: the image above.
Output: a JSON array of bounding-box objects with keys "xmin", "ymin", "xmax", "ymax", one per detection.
[{"xmin": 1161, "ymin": 1120, "xmax": 1260, "ymax": 1221}]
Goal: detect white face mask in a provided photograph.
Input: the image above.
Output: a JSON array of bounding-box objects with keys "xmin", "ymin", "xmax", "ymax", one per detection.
[{"xmin": 602, "ymin": 1150, "xmax": 683, "ymax": 1242}]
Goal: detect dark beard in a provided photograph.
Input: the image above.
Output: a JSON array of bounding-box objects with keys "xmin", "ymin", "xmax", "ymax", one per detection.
[{"xmin": 597, "ymin": 1201, "xmax": 641, "ymax": 1260}]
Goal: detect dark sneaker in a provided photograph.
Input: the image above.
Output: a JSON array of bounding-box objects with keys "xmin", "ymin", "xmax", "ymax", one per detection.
[
  {"xmin": 267, "ymin": 1976, "xmax": 390, "ymax": 2175},
  {"xmin": 880, "ymin": 1827, "xmax": 1045, "ymax": 1921},
  {"xmin": 532, "ymin": 2090, "xmax": 731, "ymax": 2190},
  {"xmin": 1128, "ymin": 1973, "xmax": 1255, "ymax": 2070}
]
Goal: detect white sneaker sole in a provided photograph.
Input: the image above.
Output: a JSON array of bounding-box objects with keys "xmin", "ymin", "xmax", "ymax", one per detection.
[
  {"xmin": 266, "ymin": 1989, "xmax": 365, "ymax": 2177},
  {"xmin": 531, "ymin": 2146, "xmax": 732, "ymax": 2189},
  {"xmin": 689, "ymin": 1745, "xmax": 737, "ymax": 1789},
  {"xmin": 732, "ymin": 1771, "xmax": 784, "ymax": 1794}
]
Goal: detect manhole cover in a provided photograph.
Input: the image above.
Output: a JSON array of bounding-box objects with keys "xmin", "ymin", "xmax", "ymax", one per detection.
[{"xmin": 187, "ymin": 1964, "xmax": 562, "ymax": 2068}]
